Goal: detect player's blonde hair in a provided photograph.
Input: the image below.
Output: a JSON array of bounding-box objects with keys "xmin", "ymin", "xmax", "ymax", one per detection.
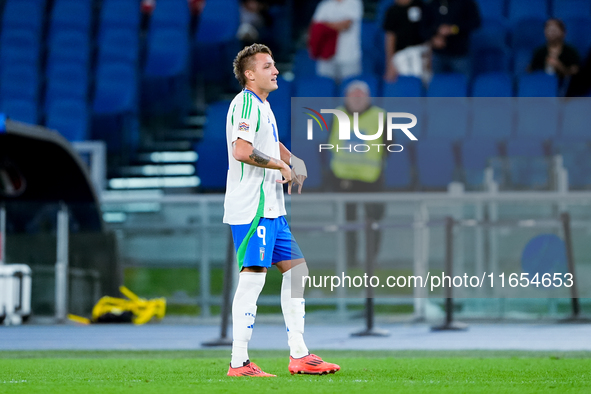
[{"xmin": 233, "ymin": 43, "xmax": 274, "ymax": 88}]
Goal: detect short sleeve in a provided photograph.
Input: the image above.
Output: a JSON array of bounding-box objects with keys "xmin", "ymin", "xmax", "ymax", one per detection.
[{"xmin": 231, "ymin": 94, "xmax": 258, "ymax": 144}]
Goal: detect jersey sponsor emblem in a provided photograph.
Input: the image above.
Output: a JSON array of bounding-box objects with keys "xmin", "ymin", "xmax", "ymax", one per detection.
[
  {"xmin": 259, "ymin": 247, "xmax": 265, "ymax": 261},
  {"xmin": 239, "ymin": 122, "xmax": 249, "ymax": 132}
]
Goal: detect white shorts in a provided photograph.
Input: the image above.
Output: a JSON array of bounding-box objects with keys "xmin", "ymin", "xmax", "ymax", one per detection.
[{"xmin": 316, "ymin": 58, "xmax": 362, "ymax": 82}]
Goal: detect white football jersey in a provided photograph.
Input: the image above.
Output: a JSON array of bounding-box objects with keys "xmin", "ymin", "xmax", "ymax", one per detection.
[{"xmin": 223, "ymin": 89, "xmax": 287, "ymax": 225}]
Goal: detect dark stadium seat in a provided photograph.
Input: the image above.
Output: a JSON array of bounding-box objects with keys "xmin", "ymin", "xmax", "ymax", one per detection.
[
  {"xmin": 1, "ymin": 0, "xmax": 44, "ymax": 34},
  {"xmin": 384, "ymin": 147, "xmax": 413, "ymax": 190},
  {"xmin": 293, "ymin": 49, "xmax": 317, "ymax": 77},
  {"xmin": 512, "ymin": 48, "xmax": 534, "ymax": 75},
  {"xmin": 47, "ymin": 30, "xmax": 91, "ymax": 71},
  {"xmin": 470, "ymin": 97, "xmax": 514, "ymax": 140},
  {"xmin": 0, "ymin": 64, "xmax": 40, "ymax": 102},
  {"xmin": 505, "ymin": 138, "xmax": 549, "ymax": 188},
  {"xmin": 510, "ymin": 17, "xmax": 546, "ymax": 51},
  {"xmin": 46, "ymin": 99, "xmax": 89, "ymax": 142},
  {"xmin": 383, "ymin": 76, "xmax": 423, "ymax": 97},
  {"xmin": 515, "ymin": 98, "xmax": 559, "ymax": 139},
  {"xmin": 45, "ymin": 63, "xmax": 89, "ymax": 105},
  {"xmin": 100, "ymin": 0, "xmax": 141, "ymax": 30},
  {"xmin": 416, "ymin": 138, "xmax": 456, "ymax": 189},
  {"xmin": 473, "ymin": 46, "xmax": 512, "ymax": 75},
  {"xmin": 98, "ymin": 27, "xmax": 140, "ymax": 65},
  {"xmin": 564, "ymin": 17, "xmax": 591, "ymax": 58},
  {"xmin": 1, "ymin": 98, "xmax": 38, "ymax": 124},
  {"xmin": 195, "ymin": 139, "xmax": 228, "ymax": 190},
  {"xmin": 361, "ymin": 20, "xmax": 384, "ymax": 76},
  {"xmin": 425, "ymin": 99, "xmax": 469, "ymax": 140},
  {"xmin": 517, "ymin": 72, "xmax": 558, "ymax": 97},
  {"xmin": 142, "ymin": 28, "xmax": 190, "ymax": 119},
  {"xmin": 294, "ymin": 76, "xmax": 336, "ymax": 97},
  {"xmin": 461, "ymin": 138, "xmax": 500, "ymax": 188},
  {"xmin": 471, "ymin": 19, "xmax": 509, "ymax": 51},
  {"xmin": 427, "ymin": 73, "xmax": 468, "ymax": 97},
  {"xmin": 340, "ymin": 74, "xmax": 380, "ymax": 97},
  {"xmin": 474, "ymin": 0, "xmax": 506, "ymax": 20},
  {"xmin": 552, "ymin": 0, "xmax": 591, "ymax": 20},
  {"xmin": 272, "ymin": 77, "xmax": 292, "ymax": 142},
  {"xmin": 202, "ymin": 101, "xmax": 232, "ymax": 141},
  {"xmin": 471, "ymin": 72, "xmax": 513, "ymax": 97},
  {"xmin": 49, "ymin": 0, "xmax": 92, "ymax": 37},
  {"xmin": 0, "ymin": 29, "xmax": 41, "ymax": 66},
  {"xmin": 151, "ymin": 0, "xmax": 191, "ymax": 28},
  {"xmin": 508, "ymin": 0, "xmax": 549, "ymax": 21}
]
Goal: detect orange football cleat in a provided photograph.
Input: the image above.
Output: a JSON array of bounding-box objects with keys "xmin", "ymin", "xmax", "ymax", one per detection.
[
  {"xmin": 227, "ymin": 361, "xmax": 276, "ymax": 377},
  {"xmin": 288, "ymin": 354, "xmax": 340, "ymax": 375}
]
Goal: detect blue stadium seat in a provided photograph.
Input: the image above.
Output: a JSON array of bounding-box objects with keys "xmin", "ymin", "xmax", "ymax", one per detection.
[
  {"xmin": 0, "ymin": 29, "xmax": 41, "ymax": 66},
  {"xmin": 45, "ymin": 63, "xmax": 89, "ymax": 105},
  {"xmin": 515, "ymin": 98, "xmax": 559, "ymax": 139},
  {"xmin": 512, "ymin": 48, "xmax": 534, "ymax": 75},
  {"xmin": 384, "ymin": 148, "xmax": 413, "ymax": 190},
  {"xmin": 361, "ymin": 20, "xmax": 384, "ymax": 76},
  {"xmin": 195, "ymin": 139, "xmax": 228, "ymax": 190},
  {"xmin": 552, "ymin": 0, "xmax": 591, "ymax": 20},
  {"xmin": 0, "ymin": 64, "xmax": 39, "ymax": 101},
  {"xmin": 508, "ymin": 0, "xmax": 548, "ymax": 20},
  {"xmin": 461, "ymin": 138, "xmax": 500, "ymax": 188},
  {"xmin": 474, "ymin": 0, "xmax": 506, "ymax": 20},
  {"xmin": 416, "ymin": 138, "xmax": 456, "ymax": 189},
  {"xmin": 378, "ymin": 0, "xmax": 395, "ymax": 24},
  {"xmin": 98, "ymin": 27, "xmax": 140, "ymax": 65},
  {"xmin": 272, "ymin": 77, "xmax": 292, "ymax": 141},
  {"xmin": 46, "ymin": 99, "xmax": 89, "ymax": 142},
  {"xmin": 510, "ymin": 17, "xmax": 546, "ymax": 51},
  {"xmin": 559, "ymin": 98, "xmax": 591, "ymax": 139},
  {"xmin": 473, "ymin": 46, "xmax": 512, "ymax": 75},
  {"xmin": 50, "ymin": 0, "xmax": 92, "ymax": 37},
  {"xmin": 472, "ymin": 72, "xmax": 513, "ymax": 97},
  {"xmin": 470, "ymin": 98, "xmax": 514, "ymax": 140},
  {"xmin": 383, "ymin": 76, "xmax": 423, "ymax": 97},
  {"xmin": 517, "ymin": 72, "xmax": 558, "ymax": 97},
  {"xmin": 564, "ymin": 17, "xmax": 591, "ymax": 58},
  {"xmin": 47, "ymin": 30, "xmax": 91, "ymax": 70},
  {"xmin": 0, "ymin": 98, "xmax": 38, "ymax": 124},
  {"xmin": 425, "ymin": 99, "xmax": 469, "ymax": 140},
  {"xmin": 202, "ymin": 101, "xmax": 232, "ymax": 141},
  {"xmin": 427, "ymin": 73, "xmax": 468, "ymax": 97},
  {"xmin": 100, "ymin": 0, "xmax": 141, "ymax": 30},
  {"xmin": 294, "ymin": 76, "xmax": 336, "ymax": 97},
  {"xmin": 145, "ymin": 28, "xmax": 189, "ymax": 77},
  {"xmin": 293, "ymin": 49, "xmax": 317, "ymax": 77},
  {"xmin": 340, "ymin": 74, "xmax": 381, "ymax": 97},
  {"xmin": 471, "ymin": 19, "xmax": 509, "ymax": 51},
  {"xmin": 2, "ymin": 0, "xmax": 44, "ymax": 34},
  {"xmin": 151, "ymin": 0, "xmax": 191, "ymax": 28},
  {"xmin": 505, "ymin": 138, "xmax": 549, "ymax": 188}
]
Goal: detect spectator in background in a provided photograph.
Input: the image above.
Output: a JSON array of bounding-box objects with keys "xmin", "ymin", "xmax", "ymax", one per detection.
[
  {"xmin": 325, "ymin": 81, "xmax": 387, "ymax": 266},
  {"xmin": 567, "ymin": 48, "xmax": 591, "ymax": 97},
  {"xmin": 312, "ymin": 0, "xmax": 363, "ymax": 82},
  {"xmin": 237, "ymin": 0, "xmax": 273, "ymax": 46},
  {"xmin": 383, "ymin": 0, "xmax": 429, "ymax": 83},
  {"xmin": 530, "ymin": 18, "xmax": 580, "ymax": 95},
  {"xmin": 421, "ymin": 0, "xmax": 480, "ymax": 76}
]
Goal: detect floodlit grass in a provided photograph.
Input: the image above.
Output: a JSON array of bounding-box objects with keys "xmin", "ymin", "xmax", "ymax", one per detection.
[{"xmin": 1, "ymin": 350, "xmax": 590, "ymax": 393}]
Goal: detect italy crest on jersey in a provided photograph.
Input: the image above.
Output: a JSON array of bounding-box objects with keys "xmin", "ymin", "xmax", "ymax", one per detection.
[{"xmin": 259, "ymin": 247, "xmax": 265, "ymax": 261}]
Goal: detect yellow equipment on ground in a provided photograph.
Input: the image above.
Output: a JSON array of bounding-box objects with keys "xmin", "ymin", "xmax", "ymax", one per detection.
[{"xmin": 68, "ymin": 286, "xmax": 166, "ymax": 325}]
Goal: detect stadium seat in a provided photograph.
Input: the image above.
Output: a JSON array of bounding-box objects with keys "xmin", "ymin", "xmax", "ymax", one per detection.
[
  {"xmin": 471, "ymin": 19, "xmax": 509, "ymax": 51},
  {"xmin": 98, "ymin": 27, "xmax": 140, "ymax": 65},
  {"xmin": 45, "ymin": 63, "xmax": 89, "ymax": 105},
  {"xmin": 515, "ymin": 98, "xmax": 559, "ymax": 139},
  {"xmin": 294, "ymin": 76, "xmax": 337, "ymax": 97},
  {"xmin": 472, "ymin": 72, "xmax": 513, "ymax": 97},
  {"xmin": 145, "ymin": 28, "xmax": 189, "ymax": 77},
  {"xmin": 473, "ymin": 46, "xmax": 512, "ymax": 75},
  {"xmin": 559, "ymin": 98, "xmax": 591, "ymax": 139},
  {"xmin": 50, "ymin": 0, "xmax": 92, "ymax": 37},
  {"xmin": 427, "ymin": 73, "xmax": 468, "ymax": 97},
  {"xmin": 202, "ymin": 101, "xmax": 232, "ymax": 141},
  {"xmin": 195, "ymin": 139, "xmax": 228, "ymax": 190},
  {"xmin": 512, "ymin": 48, "xmax": 534, "ymax": 76},
  {"xmin": 470, "ymin": 97, "xmax": 514, "ymax": 140},
  {"xmin": 272, "ymin": 77, "xmax": 293, "ymax": 141},
  {"xmin": 384, "ymin": 147, "xmax": 413, "ymax": 190},
  {"xmin": 474, "ymin": 0, "xmax": 506, "ymax": 20},
  {"xmin": 517, "ymin": 72, "xmax": 558, "ymax": 97},
  {"xmin": 510, "ymin": 17, "xmax": 546, "ymax": 51},
  {"xmin": 151, "ymin": 0, "xmax": 191, "ymax": 28},
  {"xmin": 564, "ymin": 17, "xmax": 591, "ymax": 58},
  {"xmin": 293, "ymin": 49, "xmax": 317, "ymax": 77},
  {"xmin": 100, "ymin": 0, "xmax": 141, "ymax": 30},
  {"xmin": 0, "ymin": 28, "xmax": 41, "ymax": 66},
  {"xmin": 416, "ymin": 138, "xmax": 456, "ymax": 189},
  {"xmin": 505, "ymin": 138, "xmax": 549, "ymax": 188},
  {"xmin": 0, "ymin": 64, "xmax": 39, "ymax": 101},
  {"xmin": 0, "ymin": 98, "xmax": 38, "ymax": 124},
  {"xmin": 340, "ymin": 74, "xmax": 380, "ymax": 97},
  {"xmin": 552, "ymin": 0, "xmax": 591, "ymax": 20},
  {"xmin": 508, "ymin": 0, "xmax": 548, "ymax": 21},
  {"xmin": 383, "ymin": 76, "xmax": 423, "ymax": 97},
  {"xmin": 461, "ymin": 138, "xmax": 500, "ymax": 188},
  {"xmin": 1, "ymin": 0, "xmax": 44, "ymax": 34},
  {"xmin": 47, "ymin": 30, "xmax": 91, "ymax": 70},
  {"xmin": 361, "ymin": 20, "xmax": 384, "ymax": 76},
  {"xmin": 425, "ymin": 99, "xmax": 469, "ymax": 140},
  {"xmin": 381, "ymin": 97, "xmax": 425, "ymax": 139},
  {"xmin": 46, "ymin": 99, "xmax": 89, "ymax": 142}
]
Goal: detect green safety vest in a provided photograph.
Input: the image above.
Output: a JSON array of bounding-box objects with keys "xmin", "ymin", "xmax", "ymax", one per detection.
[{"xmin": 329, "ymin": 105, "xmax": 386, "ymax": 183}]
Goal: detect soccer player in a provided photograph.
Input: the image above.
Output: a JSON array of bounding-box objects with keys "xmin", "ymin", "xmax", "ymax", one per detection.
[{"xmin": 224, "ymin": 43, "xmax": 340, "ymax": 377}]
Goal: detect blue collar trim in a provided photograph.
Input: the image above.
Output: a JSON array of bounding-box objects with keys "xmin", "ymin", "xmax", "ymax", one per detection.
[{"xmin": 244, "ymin": 89, "xmax": 264, "ymax": 104}]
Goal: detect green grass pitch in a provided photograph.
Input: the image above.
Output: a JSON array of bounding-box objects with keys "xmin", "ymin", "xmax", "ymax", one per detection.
[{"xmin": 1, "ymin": 350, "xmax": 591, "ymax": 393}]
